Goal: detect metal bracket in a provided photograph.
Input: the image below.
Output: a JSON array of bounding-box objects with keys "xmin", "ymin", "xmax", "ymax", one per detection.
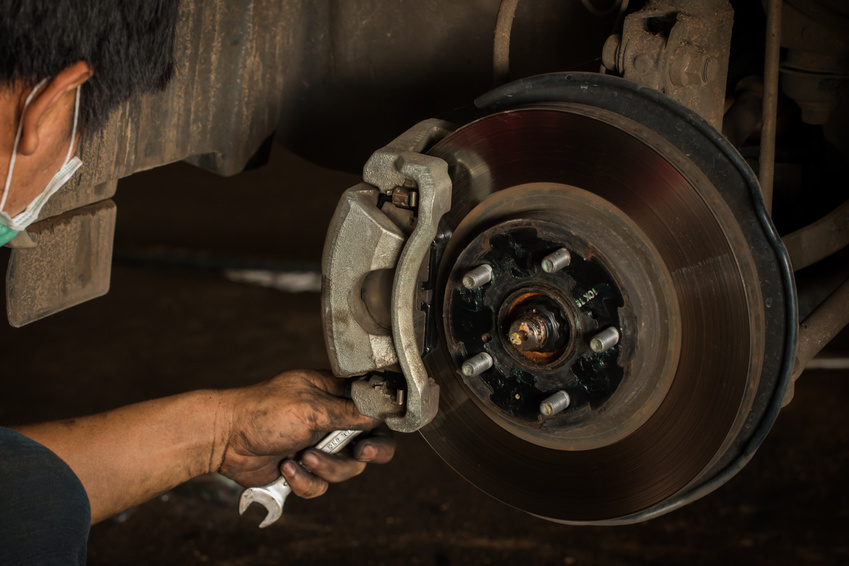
[
  {"xmin": 322, "ymin": 119, "xmax": 453, "ymax": 432},
  {"xmin": 601, "ymin": 0, "xmax": 733, "ymax": 130},
  {"xmin": 321, "ymin": 184, "xmax": 406, "ymax": 377}
]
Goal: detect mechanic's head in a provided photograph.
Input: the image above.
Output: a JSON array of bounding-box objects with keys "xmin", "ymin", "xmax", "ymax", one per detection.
[
  {"xmin": 0, "ymin": 0, "xmax": 180, "ymax": 242},
  {"xmin": 0, "ymin": 0, "xmax": 180, "ymax": 134}
]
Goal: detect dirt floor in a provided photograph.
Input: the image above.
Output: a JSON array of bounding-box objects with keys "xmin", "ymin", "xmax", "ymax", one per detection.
[{"xmin": 1, "ymin": 146, "xmax": 847, "ymax": 565}]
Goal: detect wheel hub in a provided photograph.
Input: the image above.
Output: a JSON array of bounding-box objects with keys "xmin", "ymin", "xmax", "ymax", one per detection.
[{"xmin": 440, "ymin": 185, "xmax": 679, "ymax": 450}]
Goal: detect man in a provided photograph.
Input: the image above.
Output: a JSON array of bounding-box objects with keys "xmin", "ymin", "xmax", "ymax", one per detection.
[{"xmin": 0, "ymin": 2, "xmax": 394, "ymax": 563}]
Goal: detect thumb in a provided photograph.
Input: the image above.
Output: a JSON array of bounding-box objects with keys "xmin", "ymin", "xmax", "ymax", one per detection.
[{"xmin": 318, "ymin": 395, "xmax": 381, "ymax": 433}]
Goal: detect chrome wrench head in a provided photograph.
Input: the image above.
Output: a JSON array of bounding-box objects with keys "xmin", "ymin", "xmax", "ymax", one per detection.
[
  {"xmin": 238, "ymin": 477, "xmax": 293, "ymax": 528},
  {"xmin": 237, "ymin": 430, "xmax": 363, "ymax": 528}
]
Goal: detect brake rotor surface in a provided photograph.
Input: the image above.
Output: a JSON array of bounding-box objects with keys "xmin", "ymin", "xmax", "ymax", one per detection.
[{"xmin": 418, "ymin": 102, "xmax": 771, "ymax": 522}]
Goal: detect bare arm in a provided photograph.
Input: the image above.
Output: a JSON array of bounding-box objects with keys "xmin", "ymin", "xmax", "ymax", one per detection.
[{"xmin": 14, "ymin": 370, "xmax": 394, "ymax": 524}]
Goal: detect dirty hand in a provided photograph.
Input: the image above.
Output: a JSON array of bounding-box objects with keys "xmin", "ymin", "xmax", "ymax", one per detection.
[{"xmin": 217, "ymin": 369, "xmax": 396, "ymax": 497}]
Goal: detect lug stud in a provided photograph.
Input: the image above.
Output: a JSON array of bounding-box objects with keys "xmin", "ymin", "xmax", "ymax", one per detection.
[
  {"xmin": 462, "ymin": 264, "xmax": 493, "ymax": 289},
  {"xmin": 540, "ymin": 390, "xmax": 571, "ymax": 417},
  {"xmin": 461, "ymin": 352, "xmax": 493, "ymax": 377},
  {"xmin": 541, "ymin": 248, "xmax": 571, "ymax": 273},
  {"xmin": 590, "ymin": 327, "xmax": 620, "ymax": 353}
]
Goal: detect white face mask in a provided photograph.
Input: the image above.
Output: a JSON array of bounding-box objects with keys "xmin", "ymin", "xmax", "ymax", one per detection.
[{"xmin": 0, "ymin": 79, "xmax": 83, "ymax": 241}]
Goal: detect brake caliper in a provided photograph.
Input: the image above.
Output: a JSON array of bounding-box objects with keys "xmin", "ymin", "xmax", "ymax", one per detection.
[{"xmin": 321, "ymin": 119, "xmax": 453, "ymax": 432}]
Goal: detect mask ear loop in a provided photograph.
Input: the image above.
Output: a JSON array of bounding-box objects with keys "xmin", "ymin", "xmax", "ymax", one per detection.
[
  {"xmin": 63, "ymin": 85, "xmax": 81, "ymax": 164},
  {"xmin": 0, "ymin": 79, "xmax": 49, "ymax": 213}
]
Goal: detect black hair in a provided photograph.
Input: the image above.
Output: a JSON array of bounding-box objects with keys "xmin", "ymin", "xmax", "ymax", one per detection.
[{"xmin": 0, "ymin": 0, "xmax": 180, "ymax": 133}]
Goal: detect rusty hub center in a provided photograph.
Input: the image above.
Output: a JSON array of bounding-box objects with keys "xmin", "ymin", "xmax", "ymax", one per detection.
[
  {"xmin": 500, "ymin": 291, "xmax": 571, "ymax": 365},
  {"xmin": 508, "ymin": 316, "xmax": 549, "ymax": 351},
  {"xmin": 443, "ymin": 216, "xmax": 627, "ymax": 425}
]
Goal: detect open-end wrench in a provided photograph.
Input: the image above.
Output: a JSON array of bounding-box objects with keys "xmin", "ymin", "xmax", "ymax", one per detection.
[{"xmin": 238, "ymin": 429, "xmax": 363, "ymax": 528}]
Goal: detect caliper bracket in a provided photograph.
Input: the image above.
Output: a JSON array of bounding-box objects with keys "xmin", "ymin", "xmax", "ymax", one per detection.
[{"xmin": 322, "ymin": 119, "xmax": 453, "ymax": 432}]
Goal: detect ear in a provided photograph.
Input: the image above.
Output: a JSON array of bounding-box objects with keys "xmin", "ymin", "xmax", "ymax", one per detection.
[{"xmin": 18, "ymin": 61, "xmax": 93, "ymax": 156}]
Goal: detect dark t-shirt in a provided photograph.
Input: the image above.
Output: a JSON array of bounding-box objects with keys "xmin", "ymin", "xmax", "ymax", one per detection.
[{"xmin": 0, "ymin": 427, "xmax": 90, "ymax": 565}]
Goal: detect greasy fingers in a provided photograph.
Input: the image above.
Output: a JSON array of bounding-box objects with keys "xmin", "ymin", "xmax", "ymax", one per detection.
[
  {"xmin": 281, "ymin": 459, "xmax": 329, "ymax": 499},
  {"xmin": 286, "ymin": 370, "xmax": 381, "ymax": 432},
  {"xmin": 301, "ymin": 449, "xmax": 367, "ymax": 483},
  {"xmin": 276, "ymin": 427, "xmax": 396, "ymax": 501},
  {"xmin": 315, "ymin": 395, "xmax": 380, "ymax": 433},
  {"xmin": 353, "ymin": 430, "xmax": 395, "ymax": 464}
]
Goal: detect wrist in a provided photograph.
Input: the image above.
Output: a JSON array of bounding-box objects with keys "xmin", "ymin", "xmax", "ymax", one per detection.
[{"xmin": 207, "ymin": 388, "xmax": 237, "ymax": 475}]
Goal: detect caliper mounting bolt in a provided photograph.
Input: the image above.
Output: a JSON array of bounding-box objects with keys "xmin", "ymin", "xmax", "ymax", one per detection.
[
  {"xmin": 462, "ymin": 264, "xmax": 493, "ymax": 289},
  {"xmin": 541, "ymin": 248, "xmax": 571, "ymax": 273},
  {"xmin": 461, "ymin": 352, "xmax": 494, "ymax": 377},
  {"xmin": 590, "ymin": 327, "xmax": 621, "ymax": 353},
  {"xmin": 540, "ymin": 390, "xmax": 571, "ymax": 417}
]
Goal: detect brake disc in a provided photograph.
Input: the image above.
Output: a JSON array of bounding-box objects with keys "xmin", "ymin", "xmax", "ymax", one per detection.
[
  {"xmin": 416, "ymin": 74, "xmax": 796, "ymax": 523},
  {"xmin": 323, "ymin": 73, "xmax": 796, "ymax": 524}
]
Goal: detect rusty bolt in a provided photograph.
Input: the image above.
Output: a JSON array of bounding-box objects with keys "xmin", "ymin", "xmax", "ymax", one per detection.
[{"xmin": 508, "ymin": 317, "xmax": 549, "ymax": 352}]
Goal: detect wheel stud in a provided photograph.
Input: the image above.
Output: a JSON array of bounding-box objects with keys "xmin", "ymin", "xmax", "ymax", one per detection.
[
  {"xmin": 462, "ymin": 264, "xmax": 493, "ymax": 289},
  {"xmin": 461, "ymin": 352, "xmax": 493, "ymax": 376},
  {"xmin": 540, "ymin": 390, "xmax": 571, "ymax": 417},
  {"xmin": 541, "ymin": 248, "xmax": 571, "ymax": 273},
  {"xmin": 590, "ymin": 327, "xmax": 620, "ymax": 353}
]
